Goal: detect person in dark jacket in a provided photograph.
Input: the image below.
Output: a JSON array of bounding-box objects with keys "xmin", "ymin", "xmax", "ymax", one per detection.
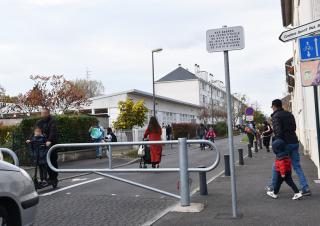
[
  {"xmin": 262, "ymin": 121, "xmax": 273, "ymax": 152},
  {"xmin": 36, "ymin": 108, "xmax": 58, "ymax": 187},
  {"xmin": 166, "ymin": 124, "xmax": 172, "ymax": 140},
  {"xmin": 106, "ymin": 127, "xmax": 117, "ymax": 142},
  {"xmin": 267, "ymin": 99, "xmax": 311, "ymax": 196},
  {"xmin": 197, "ymin": 124, "xmax": 206, "ymax": 150}
]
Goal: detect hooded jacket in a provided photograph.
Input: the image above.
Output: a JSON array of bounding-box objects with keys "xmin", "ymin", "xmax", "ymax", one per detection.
[{"xmin": 271, "ymin": 109, "xmax": 298, "ymax": 144}]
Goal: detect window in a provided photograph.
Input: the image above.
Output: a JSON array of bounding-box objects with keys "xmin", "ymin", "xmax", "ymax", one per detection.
[{"xmin": 202, "ymin": 82, "xmax": 205, "ymax": 90}]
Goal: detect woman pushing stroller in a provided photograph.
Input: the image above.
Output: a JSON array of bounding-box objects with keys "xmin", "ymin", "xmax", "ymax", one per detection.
[{"xmin": 143, "ymin": 117, "xmax": 162, "ymax": 168}]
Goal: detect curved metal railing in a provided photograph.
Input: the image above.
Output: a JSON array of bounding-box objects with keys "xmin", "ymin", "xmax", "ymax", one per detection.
[{"xmin": 0, "ymin": 148, "xmax": 19, "ymax": 166}]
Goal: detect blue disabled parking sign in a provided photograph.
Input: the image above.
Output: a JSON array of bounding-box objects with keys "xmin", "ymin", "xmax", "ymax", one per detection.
[{"xmin": 299, "ymin": 35, "xmax": 320, "ymax": 61}]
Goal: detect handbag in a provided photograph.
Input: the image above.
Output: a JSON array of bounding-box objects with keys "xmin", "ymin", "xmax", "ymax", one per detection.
[{"xmin": 137, "ymin": 145, "xmax": 145, "ymax": 157}]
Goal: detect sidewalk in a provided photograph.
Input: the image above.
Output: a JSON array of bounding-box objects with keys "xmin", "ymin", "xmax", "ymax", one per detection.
[{"xmin": 154, "ymin": 147, "xmax": 320, "ymax": 226}]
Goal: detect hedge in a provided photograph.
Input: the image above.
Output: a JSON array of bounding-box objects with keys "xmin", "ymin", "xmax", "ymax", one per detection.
[
  {"xmin": 0, "ymin": 115, "xmax": 98, "ymax": 165},
  {"xmin": 171, "ymin": 122, "xmax": 228, "ymax": 139},
  {"xmin": 172, "ymin": 123, "xmax": 197, "ymax": 139}
]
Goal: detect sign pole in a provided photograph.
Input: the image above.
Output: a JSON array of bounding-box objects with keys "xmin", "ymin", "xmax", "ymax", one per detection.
[
  {"xmin": 223, "ymin": 49, "xmax": 238, "ymax": 218},
  {"xmin": 313, "ymin": 86, "xmax": 320, "ymax": 176}
]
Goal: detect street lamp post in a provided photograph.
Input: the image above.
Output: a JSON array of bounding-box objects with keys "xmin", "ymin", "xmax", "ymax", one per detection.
[{"xmin": 152, "ymin": 48, "xmax": 163, "ymax": 117}]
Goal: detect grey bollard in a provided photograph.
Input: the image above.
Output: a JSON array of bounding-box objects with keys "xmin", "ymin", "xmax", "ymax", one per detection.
[
  {"xmin": 254, "ymin": 141, "xmax": 258, "ymax": 152},
  {"xmin": 198, "ymin": 166, "xmax": 208, "ymax": 196},
  {"xmin": 248, "ymin": 144, "xmax": 253, "ymax": 158},
  {"xmin": 259, "ymin": 138, "xmax": 263, "ymax": 149},
  {"xmin": 224, "ymin": 154, "xmax": 231, "ymax": 176},
  {"xmin": 238, "ymin": 149, "xmax": 244, "ymax": 165}
]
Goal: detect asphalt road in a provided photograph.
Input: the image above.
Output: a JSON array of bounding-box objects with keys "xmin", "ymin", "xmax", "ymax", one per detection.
[{"xmin": 34, "ymin": 135, "xmax": 248, "ymax": 226}]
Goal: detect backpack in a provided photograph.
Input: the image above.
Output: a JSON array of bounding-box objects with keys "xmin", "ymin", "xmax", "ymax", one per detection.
[{"xmin": 90, "ymin": 127, "xmax": 103, "ymax": 139}]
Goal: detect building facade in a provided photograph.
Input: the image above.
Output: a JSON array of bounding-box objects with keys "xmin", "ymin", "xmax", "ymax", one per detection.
[
  {"xmin": 87, "ymin": 89, "xmax": 201, "ymax": 129},
  {"xmin": 281, "ymin": 0, "xmax": 320, "ymax": 176},
  {"xmin": 155, "ymin": 65, "xmax": 244, "ymax": 124}
]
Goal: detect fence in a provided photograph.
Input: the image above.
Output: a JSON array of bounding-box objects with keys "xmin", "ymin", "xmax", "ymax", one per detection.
[{"xmin": 47, "ymin": 139, "xmax": 220, "ymax": 207}]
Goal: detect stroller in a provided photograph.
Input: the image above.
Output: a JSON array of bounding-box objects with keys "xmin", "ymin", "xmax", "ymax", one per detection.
[
  {"xmin": 138, "ymin": 139, "xmax": 152, "ymax": 168},
  {"xmin": 29, "ymin": 140, "xmax": 57, "ymax": 190}
]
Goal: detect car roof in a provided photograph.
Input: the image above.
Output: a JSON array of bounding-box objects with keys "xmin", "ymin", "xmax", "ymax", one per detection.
[{"xmin": 0, "ymin": 160, "xmax": 20, "ymax": 172}]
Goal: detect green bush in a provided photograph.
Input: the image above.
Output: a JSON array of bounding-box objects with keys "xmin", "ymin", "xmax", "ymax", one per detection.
[
  {"xmin": 172, "ymin": 123, "xmax": 197, "ymax": 139},
  {"xmin": 2, "ymin": 115, "xmax": 98, "ymax": 165},
  {"xmin": 214, "ymin": 122, "xmax": 228, "ymax": 137},
  {"xmin": 0, "ymin": 125, "xmax": 17, "ymax": 148}
]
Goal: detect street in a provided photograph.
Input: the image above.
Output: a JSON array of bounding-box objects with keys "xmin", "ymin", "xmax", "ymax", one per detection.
[{"xmin": 34, "ymin": 135, "xmax": 247, "ymax": 226}]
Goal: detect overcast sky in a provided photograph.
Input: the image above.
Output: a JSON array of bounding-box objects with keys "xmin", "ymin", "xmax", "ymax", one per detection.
[{"xmin": 0, "ymin": 0, "xmax": 293, "ymax": 115}]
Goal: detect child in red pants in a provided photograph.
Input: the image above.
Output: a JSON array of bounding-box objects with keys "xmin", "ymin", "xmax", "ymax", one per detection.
[{"xmin": 266, "ymin": 139, "xmax": 302, "ymax": 200}]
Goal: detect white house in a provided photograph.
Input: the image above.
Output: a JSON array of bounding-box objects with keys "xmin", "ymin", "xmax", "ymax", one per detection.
[
  {"xmin": 87, "ymin": 89, "xmax": 201, "ymax": 129},
  {"xmin": 281, "ymin": 0, "xmax": 320, "ymax": 177},
  {"xmin": 155, "ymin": 65, "xmax": 244, "ymax": 124}
]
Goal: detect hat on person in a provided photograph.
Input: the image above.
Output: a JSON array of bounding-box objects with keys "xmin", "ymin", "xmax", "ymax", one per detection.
[{"xmin": 272, "ymin": 139, "xmax": 289, "ymax": 158}]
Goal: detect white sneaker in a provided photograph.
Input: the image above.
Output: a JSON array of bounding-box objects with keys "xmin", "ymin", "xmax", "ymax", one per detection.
[
  {"xmin": 267, "ymin": 191, "xmax": 278, "ymax": 199},
  {"xmin": 292, "ymin": 193, "xmax": 303, "ymax": 200}
]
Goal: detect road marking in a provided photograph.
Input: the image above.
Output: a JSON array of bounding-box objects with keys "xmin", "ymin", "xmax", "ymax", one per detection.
[
  {"xmin": 72, "ymin": 178, "xmax": 88, "ymax": 182},
  {"xmin": 39, "ymin": 178, "xmax": 103, "ymax": 197}
]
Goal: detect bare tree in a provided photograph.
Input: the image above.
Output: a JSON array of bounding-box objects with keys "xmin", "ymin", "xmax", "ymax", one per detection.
[{"xmin": 73, "ymin": 79, "xmax": 105, "ymax": 98}]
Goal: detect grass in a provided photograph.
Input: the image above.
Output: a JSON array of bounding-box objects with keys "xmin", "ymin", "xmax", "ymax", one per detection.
[
  {"xmin": 123, "ymin": 149, "xmax": 139, "ymax": 159},
  {"xmin": 241, "ymin": 136, "xmax": 249, "ymax": 143}
]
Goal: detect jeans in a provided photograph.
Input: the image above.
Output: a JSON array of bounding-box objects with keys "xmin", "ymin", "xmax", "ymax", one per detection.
[
  {"xmin": 274, "ymin": 171, "xmax": 299, "ymax": 194},
  {"xmin": 269, "ymin": 143, "xmax": 309, "ymax": 191},
  {"xmin": 95, "ymin": 139, "xmax": 102, "ymax": 157}
]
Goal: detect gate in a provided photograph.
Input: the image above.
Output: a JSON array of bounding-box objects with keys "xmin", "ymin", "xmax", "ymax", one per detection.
[{"xmin": 47, "ymin": 138, "xmax": 220, "ymax": 206}]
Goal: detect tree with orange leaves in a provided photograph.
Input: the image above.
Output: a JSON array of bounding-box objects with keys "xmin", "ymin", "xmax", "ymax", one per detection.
[{"xmin": 15, "ymin": 75, "xmax": 90, "ymax": 114}]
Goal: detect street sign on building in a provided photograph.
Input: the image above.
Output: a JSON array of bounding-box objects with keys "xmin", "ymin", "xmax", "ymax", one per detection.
[
  {"xmin": 279, "ymin": 19, "xmax": 320, "ymax": 42},
  {"xmin": 300, "ymin": 60, "xmax": 320, "ymax": 86},
  {"xmin": 206, "ymin": 26, "xmax": 245, "ymax": 52},
  {"xmin": 299, "ymin": 35, "xmax": 320, "ymax": 61}
]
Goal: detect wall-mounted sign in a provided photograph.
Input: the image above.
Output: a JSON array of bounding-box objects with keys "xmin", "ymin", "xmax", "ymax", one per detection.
[{"xmin": 300, "ymin": 60, "xmax": 320, "ymax": 86}]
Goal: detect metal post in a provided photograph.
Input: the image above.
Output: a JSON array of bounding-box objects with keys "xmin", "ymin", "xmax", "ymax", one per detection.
[
  {"xmin": 179, "ymin": 138, "xmax": 190, "ymax": 206},
  {"xmin": 224, "ymin": 155, "xmax": 231, "ymax": 176},
  {"xmin": 259, "ymin": 138, "xmax": 263, "ymax": 149},
  {"xmin": 313, "ymin": 86, "xmax": 320, "ymax": 175},
  {"xmin": 238, "ymin": 149, "xmax": 244, "ymax": 165},
  {"xmin": 248, "ymin": 144, "xmax": 252, "ymax": 158},
  {"xmin": 108, "ymin": 145, "xmax": 112, "ymax": 169},
  {"xmin": 254, "ymin": 141, "xmax": 258, "ymax": 153},
  {"xmin": 198, "ymin": 166, "xmax": 208, "ymax": 195},
  {"xmin": 223, "ymin": 48, "xmax": 238, "ymax": 217},
  {"xmin": 152, "ymin": 52, "xmax": 156, "ymax": 117}
]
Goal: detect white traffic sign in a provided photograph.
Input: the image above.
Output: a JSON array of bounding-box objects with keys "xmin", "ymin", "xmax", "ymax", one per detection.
[
  {"xmin": 279, "ymin": 19, "xmax": 320, "ymax": 42},
  {"xmin": 246, "ymin": 115, "xmax": 254, "ymax": 122},
  {"xmin": 206, "ymin": 26, "xmax": 245, "ymax": 52}
]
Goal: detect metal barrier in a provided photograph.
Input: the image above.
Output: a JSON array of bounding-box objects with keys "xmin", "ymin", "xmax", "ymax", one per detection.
[
  {"xmin": 47, "ymin": 138, "xmax": 220, "ymax": 207},
  {"xmin": 0, "ymin": 148, "xmax": 19, "ymax": 166}
]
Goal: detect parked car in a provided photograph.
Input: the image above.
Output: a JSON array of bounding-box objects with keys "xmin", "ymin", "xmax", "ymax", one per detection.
[{"xmin": 0, "ymin": 160, "xmax": 39, "ymax": 226}]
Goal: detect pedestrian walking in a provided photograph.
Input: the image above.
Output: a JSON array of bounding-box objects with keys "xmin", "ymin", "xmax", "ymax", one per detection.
[
  {"xmin": 266, "ymin": 139, "xmax": 302, "ymax": 200},
  {"xmin": 144, "ymin": 116, "xmax": 162, "ymax": 168},
  {"xmin": 36, "ymin": 108, "xmax": 58, "ymax": 188},
  {"xmin": 262, "ymin": 121, "xmax": 273, "ymax": 152},
  {"xmin": 245, "ymin": 122, "xmax": 255, "ymax": 149},
  {"xmin": 267, "ymin": 99, "xmax": 311, "ymax": 196},
  {"xmin": 89, "ymin": 122, "xmax": 105, "ymax": 159},
  {"xmin": 106, "ymin": 127, "xmax": 117, "ymax": 142},
  {"xmin": 166, "ymin": 124, "xmax": 172, "ymax": 140},
  {"xmin": 197, "ymin": 124, "xmax": 207, "ymax": 150}
]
